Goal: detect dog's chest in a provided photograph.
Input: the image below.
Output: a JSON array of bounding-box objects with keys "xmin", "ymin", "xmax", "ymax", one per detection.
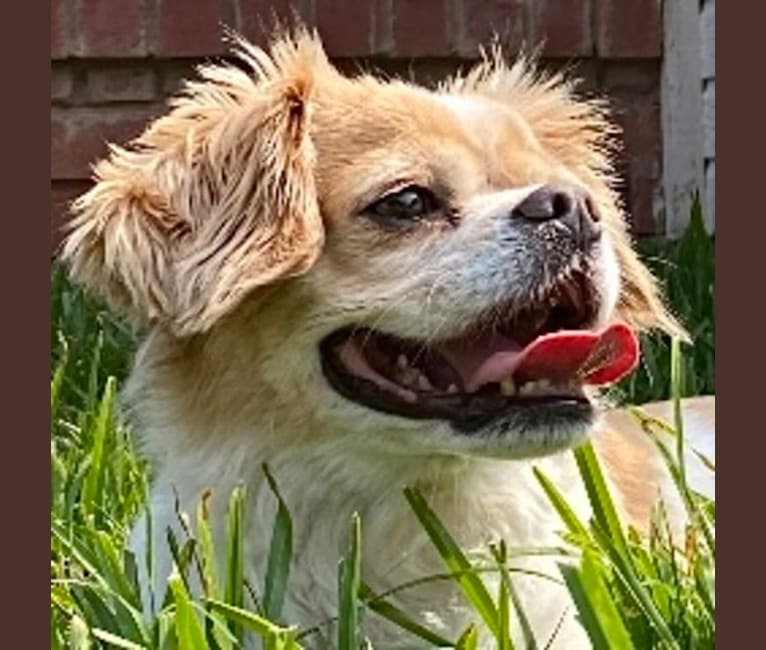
[
  {"xmin": 138, "ymin": 444, "xmax": 593, "ymax": 649},
  {"xmin": 247, "ymin": 453, "xmax": 592, "ymax": 649}
]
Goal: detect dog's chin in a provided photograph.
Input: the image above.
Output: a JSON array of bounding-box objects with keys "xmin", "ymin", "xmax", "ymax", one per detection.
[{"xmin": 446, "ymin": 401, "xmax": 596, "ymax": 460}]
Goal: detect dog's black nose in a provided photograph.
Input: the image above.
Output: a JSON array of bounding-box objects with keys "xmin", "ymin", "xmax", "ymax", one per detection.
[{"xmin": 511, "ymin": 184, "xmax": 602, "ymax": 247}]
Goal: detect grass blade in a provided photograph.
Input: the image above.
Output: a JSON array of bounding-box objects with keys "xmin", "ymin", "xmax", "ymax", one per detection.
[
  {"xmin": 206, "ymin": 600, "xmax": 298, "ymax": 640},
  {"xmin": 224, "ymin": 484, "xmax": 247, "ymax": 642},
  {"xmin": 629, "ymin": 405, "xmax": 716, "ymax": 556},
  {"xmin": 533, "ymin": 466, "xmax": 591, "ymax": 542},
  {"xmin": 195, "ymin": 490, "xmax": 219, "ymax": 599},
  {"xmin": 263, "ymin": 465, "xmax": 294, "ymax": 622},
  {"xmin": 168, "ymin": 572, "xmax": 208, "ymax": 650},
  {"xmin": 81, "ymin": 377, "xmax": 117, "ymax": 524},
  {"xmin": 490, "ymin": 543, "xmax": 531, "ymax": 650},
  {"xmin": 404, "ymin": 486, "xmax": 499, "ymax": 637},
  {"xmin": 591, "ymin": 524, "xmax": 680, "ymax": 650},
  {"xmin": 497, "ymin": 568, "xmax": 513, "ymax": 650},
  {"xmin": 360, "ymin": 583, "xmax": 454, "ymax": 647},
  {"xmin": 573, "ymin": 442, "xmax": 628, "ymax": 557},
  {"xmin": 337, "ymin": 513, "xmax": 362, "ymax": 650},
  {"xmin": 69, "ymin": 615, "xmax": 92, "ymax": 650},
  {"xmin": 91, "ymin": 628, "xmax": 147, "ymax": 650},
  {"xmin": 51, "ymin": 342, "xmax": 67, "ymax": 424},
  {"xmin": 455, "ymin": 624, "xmax": 479, "ymax": 650},
  {"xmin": 559, "ymin": 550, "xmax": 636, "ymax": 650},
  {"xmin": 670, "ymin": 338, "xmax": 687, "ymax": 491},
  {"xmin": 573, "ymin": 443, "xmax": 681, "ymax": 649}
]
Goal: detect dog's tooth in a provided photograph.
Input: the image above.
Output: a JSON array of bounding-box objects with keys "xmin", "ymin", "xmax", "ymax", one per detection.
[
  {"xmin": 499, "ymin": 377, "xmax": 516, "ymax": 396},
  {"xmin": 446, "ymin": 383, "xmax": 458, "ymax": 394},
  {"xmin": 402, "ymin": 368, "xmax": 419, "ymax": 386},
  {"xmin": 561, "ymin": 280, "xmax": 581, "ymax": 308},
  {"xmin": 518, "ymin": 381, "xmax": 537, "ymax": 396},
  {"xmin": 536, "ymin": 378, "xmax": 553, "ymax": 393},
  {"xmin": 397, "ymin": 354, "xmax": 409, "ymax": 370}
]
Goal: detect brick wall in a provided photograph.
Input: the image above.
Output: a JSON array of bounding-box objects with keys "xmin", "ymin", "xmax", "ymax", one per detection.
[{"xmin": 51, "ymin": 0, "xmax": 664, "ymax": 246}]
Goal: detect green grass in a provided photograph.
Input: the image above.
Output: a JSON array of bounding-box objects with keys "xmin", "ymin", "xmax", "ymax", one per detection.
[
  {"xmin": 614, "ymin": 198, "xmax": 715, "ymax": 404},
  {"xmin": 50, "ymin": 207, "xmax": 715, "ymax": 649}
]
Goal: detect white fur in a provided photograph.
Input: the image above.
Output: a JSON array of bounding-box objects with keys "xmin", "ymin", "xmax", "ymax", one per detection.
[{"xmin": 132, "ymin": 430, "xmax": 597, "ymax": 649}]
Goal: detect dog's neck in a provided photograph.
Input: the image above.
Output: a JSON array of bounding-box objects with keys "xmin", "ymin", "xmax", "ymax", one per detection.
[
  {"xmin": 140, "ymin": 425, "xmax": 589, "ymax": 646},
  {"xmin": 142, "ymin": 405, "xmax": 588, "ymax": 575}
]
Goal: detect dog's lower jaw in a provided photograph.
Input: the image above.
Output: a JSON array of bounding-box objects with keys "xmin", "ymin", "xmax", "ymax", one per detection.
[{"xmin": 130, "ymin": 434, "xmax": 595, "ymax": 650}]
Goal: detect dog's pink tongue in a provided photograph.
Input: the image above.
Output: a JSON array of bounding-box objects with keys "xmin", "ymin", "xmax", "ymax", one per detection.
[{"xmin": 441, "ymin": 323, "xmax": 639, "ymax": 392}]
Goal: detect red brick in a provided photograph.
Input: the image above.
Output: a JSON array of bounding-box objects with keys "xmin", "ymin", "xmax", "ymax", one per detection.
[
  {"xmin": 315, "ymin": 0, "xmax": 373, "ymax": 56},
  {"xmin": 392, "ymin": 0, "xmax": 450, "ymax": 57},
  {"xmin": 51, "ymin": 181, "xmax": 91, "ymax": 250},
  {"xmin": 533, "ymin": 0, "xmax": 593, "ymax": 58},
  {"xmin": 623, "ymin": 172, "xmax": 659, "ymax": 234},
  {"xmin": 156, "ymin": 0, "xmax": 232, "ymax": 57},
  {"xmin": 78, "ymin": 0, "xmax": 146, "ymax": 57},
  {"xmin": 51, "ymin": 0, "xmax": 70, "ymax": 59},
  {"xmin": 51, "ymin": 105, "xmax": 163, "ymax": 180},
  {"xmin": 457, "ymin": 0, "xmax": 526, "ymax": 57},
  {"xmin": 595, "ymin": 0, "xmax": 661, "ymax": 58},
  {"xmin": 611, "ymin": 92, "xmax": 661, "ymax": 161},
  {"xmin": 85, "ymin": 65, "xmax": 157, "ymax": 104},
  {"xmin": 609, "ymin": 91, "xmax": 662, "ymax": 234},
  {"xmin": 236, "ymin": 0, "xmax": 312, "ymax": 49}
]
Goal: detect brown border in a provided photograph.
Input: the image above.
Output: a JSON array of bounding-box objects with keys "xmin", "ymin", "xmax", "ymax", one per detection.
[
  {"xmin": 717, "ymin": 1, "xmax": 755, "ymax": 645},
  {"xmin": 0, "ymin": 0, "xmax": 50, "ymax": 645}
]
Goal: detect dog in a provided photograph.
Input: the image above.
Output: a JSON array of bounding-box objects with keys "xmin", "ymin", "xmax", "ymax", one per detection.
[{"xmin": 61, "ymin": 29, "xmax": 692, "ymax": 649}]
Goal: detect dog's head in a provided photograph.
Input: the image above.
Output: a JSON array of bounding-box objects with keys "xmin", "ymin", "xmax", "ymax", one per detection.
[{"xmin": 62, "ymin": 31, "xmax": 682, "ymax": 459}]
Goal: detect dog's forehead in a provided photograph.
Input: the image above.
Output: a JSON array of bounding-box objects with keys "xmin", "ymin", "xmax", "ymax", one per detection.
[
  {"xmin": 310, "ymin": 80, "xmax": 551, "ymax": 215},
  {"xmin": 434, "ymin": 92, "xmax": 539, "ymax": 149},
  {"xmin": 313, "ymin": 81, "xmax": 536, "ymax": 155},
  {"xmin": 434, "ymin": 92, "xmax": 555, "ymax": 184},
  {"xmin": 312, "ymin": 81, "xmax": 476, "ymax": 149}
]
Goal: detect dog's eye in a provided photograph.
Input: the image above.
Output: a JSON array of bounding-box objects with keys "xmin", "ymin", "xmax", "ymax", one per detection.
[{"xmin": 365, "ymin": 186, "xmax": 439, "ymax": 224}]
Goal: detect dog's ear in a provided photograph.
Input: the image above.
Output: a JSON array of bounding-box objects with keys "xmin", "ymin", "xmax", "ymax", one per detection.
[
  {"xmin": 610, "ymin": 230, "xmax": 687, "ymax": 340},
  {"xmin": 61, "ymin": 32, "xmax": 328, "ymax": 336}
]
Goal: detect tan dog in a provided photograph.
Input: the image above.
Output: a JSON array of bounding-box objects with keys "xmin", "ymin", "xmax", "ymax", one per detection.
[{"xmin": 62, "ymin": 30, "xmax": 695, "ymax": 649}]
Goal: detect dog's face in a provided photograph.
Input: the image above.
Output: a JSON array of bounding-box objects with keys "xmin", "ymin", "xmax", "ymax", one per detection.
[{"xmin": 62, "ymin": 32, "xmax": 680, "ymax": 460}]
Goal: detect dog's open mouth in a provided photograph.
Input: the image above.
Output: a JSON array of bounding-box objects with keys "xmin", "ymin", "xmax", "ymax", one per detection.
[{"xmin": 320, "ymin": 272, "xmax": 639, "ymax": 430}]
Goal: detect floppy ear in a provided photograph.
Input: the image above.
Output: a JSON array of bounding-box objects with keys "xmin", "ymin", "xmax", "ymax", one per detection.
[
  {"xmin": 450, "ymin": 48, "xmax": 687, "ymax": 340},
  {"xmin": 610, "ymin": 229, "xmax": 688, "ymax": 340},
  {"xmin": 61, "ymin": 32, "xmax": 327, "ymax": 336}
]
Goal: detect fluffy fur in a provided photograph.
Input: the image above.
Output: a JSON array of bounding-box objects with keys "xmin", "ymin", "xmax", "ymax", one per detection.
[{"xmin": 62, "ymin": 30, "xmax": 684, "ymax": 649}]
